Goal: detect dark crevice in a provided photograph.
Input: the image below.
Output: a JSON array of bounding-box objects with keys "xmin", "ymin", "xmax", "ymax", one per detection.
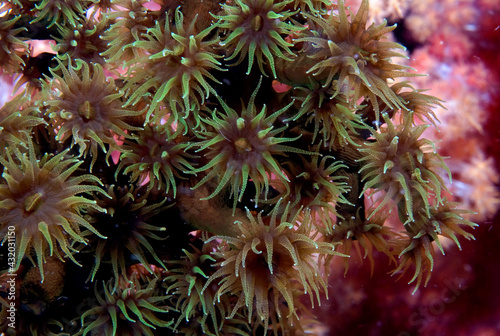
[{"xmin": 389, "ymin": 17, "xmax": 422, "ymax": 54}]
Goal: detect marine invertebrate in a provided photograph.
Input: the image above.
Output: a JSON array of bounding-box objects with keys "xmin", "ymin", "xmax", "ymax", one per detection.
[
  {"xmin": 53, "ymin": 14, "xmax": 110, "ymax": 65},
  {"xmin": 298, "ymin": 0, "xmax": 416, "ymax": 119},
  {"xmin": 291, "ymin": 0, "xmax": 333, "ymax": 15},
  {"xmin": 392, "ymin": 200, "xmax": 477, "ymax": 292},
  {"xmin": 84, "ymin": 184, "xmax": 170, "ymax": 291},
  {"xmin": 175, "ymin": 309, "xmax": 250, "ymax": 336},
  {"xmin": 290, "ymin": 81, "xmax": 366, "ymax": 146},
  {"xmin": 324, "ymin": 208, "xmax": 395, "ymax": 275},
  {"xmin": 39, "ymin": 59, "xmax": 142, "ymax": 168},
  {"xmin": 0, "ymin": 140, "xmax": 107, "ymax": 281},
  {"xmin": 123, "ymin": 8, "xmax": 224, "ymax": 125},
  {"xmin": 164, "ymin": 238, "xmax": 227, "ymax": 334},
  {"xmin": 388, "ymin": 81, "xmax": 443, "ymax": 126},
  {"xmin": 191, "ymin": 82, "xmax": 301, "ymax": 208},
  {"xmin": 214, "ymin": 0, "xmax": 300, "ymax": 77},
  {"xmin": 117, "ymin": 120, "xmax": 197, "ymax": 197},
  {"xmin": 0, "ymin": 0, "xmax": 484, "ymax": 333},
  {"xmin": 11, "ymin": 52, "xmax": 58, "ymax": 94},
  {"xmin": 14, "ymin": 256, "xmax": 68, "ymax": 336},
  {"xmin": 202, "ymin": 202, "xmax": 343, "ymax": 332},
  {"xmin": 100, "ymin": 0, "xmax": 151, "ymax": 66},
  {"xmin": 30, "ymin": 0, "xmax": 90, "ymax": 28},
  {"xmin": 0, "ymin": 13, "xmax": 28, "ymax": 74},
  {"xmin": 78, "ymin": 275, "xmax": 172, "ymax": 336},
  {"xmin": 358, "ymin": 112, "xmax": 450, "ymax": 223},
  {"xmin": 281, "ymin": 149, "xmax": 352, "ymax": 232},
  {"xmin": 0, "ymin": 93, "xmax": 45, "ymax": 148}
]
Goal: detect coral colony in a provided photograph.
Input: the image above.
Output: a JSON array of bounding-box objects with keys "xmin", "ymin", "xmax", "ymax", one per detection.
[{"xmin": 0, "ymin": 0, "xmax": 480, "ymax": 335}]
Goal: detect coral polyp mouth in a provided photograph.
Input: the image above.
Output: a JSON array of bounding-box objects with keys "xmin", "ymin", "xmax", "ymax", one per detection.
[
  {"xmin": 235, "ymin": 137, "xmax": 253, "ymax": 153},
  {"xmin": 0, "ymin": 142, "xmax": 108, "ymax": 282},
  {"xmin": 23, "ymin": 192, "xmax": 44, "ymax": 214}
]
